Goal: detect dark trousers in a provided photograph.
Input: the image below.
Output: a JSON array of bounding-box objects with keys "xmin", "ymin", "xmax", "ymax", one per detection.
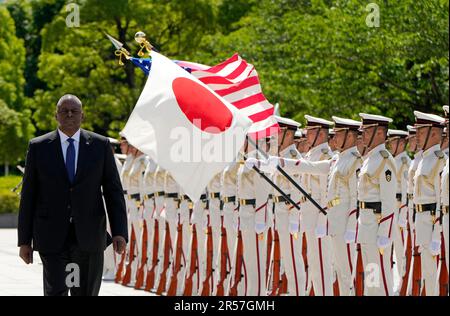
[{"xmin": 39, "ymin": 224, "xmax": 104, "ymax": 296}]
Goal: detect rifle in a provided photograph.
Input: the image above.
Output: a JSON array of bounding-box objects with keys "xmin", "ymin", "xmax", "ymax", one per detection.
[
  {"xmin": 228, "ymin": 231, "xmax": 244, "ymax": 296},
  {"xmin": 135, "ymin": 219, "xmax": 148, "ymax": 289},
  {"xmin": 215, "ymin": 225, "xmax": 230, "ymax": 296},
  {"xmin": 400, "ymin": 222, "xmax": 413, "ymax": 296},
  {"xmin": 201, "ymin": 224, "xmax": 214, "ymax": 296},
  {"xmin": 183, "ymin": 224, "xmax": 198, "ymax": 296},
  {"xmin": 269, "ymin": 230, "xmax": 281, "ymax": 296},
  {"xmin": 115, "ymin": 251, "xmax": 126, "ymax": 283},
  {"xmin": 144, "ymin": 219, "xmax": 160, "ymax": 291},
  {"xmin": 156, "ymin": 222, "xmax": 172, "ymax": 295},
  {"xmin": 439, "ymin": 232, "xmax": 448, "ymax": 296},
  {"xmin": 122, "ymin": 226, "xmax": 137, "ymax": 285},
  {"xmin": 167, "ymin": 221, "xmax": 184, "ymax": 296},
  {"xmin": 355, "ymin": 244, "xmax": 364, "ymax": 296}
]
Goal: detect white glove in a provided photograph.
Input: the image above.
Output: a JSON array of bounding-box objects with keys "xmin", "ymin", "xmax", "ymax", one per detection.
[
  {"xmin": 430, "ymin": 240, "xmax": 441, "ymax": 256},
  {"xmin": 315, "ymin": 225, "xmax": 327, "ymax": 238},
  {"xmin": 244, "ymin": 157, "xmax": 259, "ymax": 170},
  {"xmin": 344, "ymin": 230, "xmax": 356, "ymax": 244},
  {"xmin": 259, "ymin": 156, "xmax": 279, "ymax": 174},
  {"xmin": 377, "ymin": 236, "xmax": 391, "ymax": 250}
]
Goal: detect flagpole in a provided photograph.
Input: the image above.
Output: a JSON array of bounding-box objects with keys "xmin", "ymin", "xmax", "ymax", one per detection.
[{"xmin": 247, "ymin": 138, "xmax": 327, "ymax": 216}]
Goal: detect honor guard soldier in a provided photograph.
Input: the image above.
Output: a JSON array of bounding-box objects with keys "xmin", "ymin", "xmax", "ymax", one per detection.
[
  {"xmin": 300, "ymin": 115, "xmax": 334, "ymax": 296},
  {"xmin": 217, "ymin": 155, "xmax": 241, "ymax": 296},
  {"xmin": 413, "ymin": 111, "xmax": 446, "ymax": 296},
  {"xmin": 405, "ymin": 125, "xmax": 423, "ymax": 296},
  {"xmin": 357, "ymin": 113, "xmax": 397, "ymax": 296},
  {"xmin": 150, "ymin": 165, "xmax": 167, "ymax": 292},
  {"xmin": 441, "ymin": 105, "xmax": 449, "ymax": 279},
  {"xmin": 205, "ymin": 172, "xmax": 223, "ymax": 295},
  {"xmin": 387, "ymin": 129, "xmax": 411, "ymax": 291},
  {"xmin": 123, "ymin": 149, "xmax": 147, "ymax": 286},
  {"xmin": 156, "ymin": 171, "xmax": 180, "ymax": 294},
  {"xmin": 115, "ymin": 141, "xmax": 136, "ymax": 283},
  {"xmin": 237, "ymin": 136, "xmax": 271, "ymax": 296},
  {"xmin": 135, "ymin": 156, "xmax": 157, "ymax": 289}
]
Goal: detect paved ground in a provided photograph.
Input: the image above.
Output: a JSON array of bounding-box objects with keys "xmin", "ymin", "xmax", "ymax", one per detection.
[{"xmin": 0, "ymin": 229, "xmax": 154, "ymax": 296}]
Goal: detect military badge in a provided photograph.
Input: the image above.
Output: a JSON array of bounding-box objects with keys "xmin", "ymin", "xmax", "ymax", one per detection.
[{"xmin": 385, "ymin": 170, "xmax": 392, "ymax": 182}]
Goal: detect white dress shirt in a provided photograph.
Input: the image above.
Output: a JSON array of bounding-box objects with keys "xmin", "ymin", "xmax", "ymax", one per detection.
[{"xmin": 58, "ymin": 129, "xmax": 81, "ymax": 174}]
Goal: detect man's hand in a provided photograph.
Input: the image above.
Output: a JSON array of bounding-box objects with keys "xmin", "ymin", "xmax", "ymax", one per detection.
[
  {"xmin": 19, "ymin": 245, "xmax": 33, "ymax": 264},
  {"xmin": 112, "ymin": 236, "xmax": 126, "ymax": 254}
]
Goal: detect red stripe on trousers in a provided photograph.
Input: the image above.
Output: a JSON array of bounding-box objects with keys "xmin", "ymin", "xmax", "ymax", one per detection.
[
  {"xmin": 290, "ymin": 234, "xmax": 299, "ymax": 296},
  {"xmin": 318, "ymin": 238, "xmax": 326, "ymax": 295}
]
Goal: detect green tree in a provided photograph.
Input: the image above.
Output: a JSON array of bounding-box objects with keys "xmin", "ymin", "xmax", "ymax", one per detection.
[{"xmin": 0, "ymin": 6, "xmax": 35, "ymax": 174}]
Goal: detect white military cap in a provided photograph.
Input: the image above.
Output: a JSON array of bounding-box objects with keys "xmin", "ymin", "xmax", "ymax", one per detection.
[
  {"xmin": 332, "ymin": 116, "xmax": 361, "ymax": 131},
  {"xmin": 388, "ymin": 129, "xmax": 409, "ymax": 138},
  {"xmin": 407, "ymin": 125, "xmax": 416, "ymax": 135},
  {"xmin": 443, "ymin": 105, "xmax": 449, "ymax": 118},
  {"xmin": 304, "ymin": 115, "xmax": 334, "ymax": 128},
  {"xmin": 414, "ymin": 110, "xmax": 445, "ymax": 128},
  {"xmin": 359, "ymin": 113, "xmax": 393, "ymax": 127},
  {"xmin": 294, "ymin": 129, "xmax": 303, "ymax": 139},
  {"xmin": 275, "ymin": 116, "xmax": 301, "ymax": 130},
  {"xmin": 329, "ymin": 128, "xmax": 335, "ymax": 135},
  {"xmin": 108, "ymin": 137, "xmax": 120, "ymax": 145}
]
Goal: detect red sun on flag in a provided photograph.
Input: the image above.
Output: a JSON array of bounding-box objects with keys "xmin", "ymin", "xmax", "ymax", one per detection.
[{"xmin": 172, "ymin": 77, "xmax": 233, "ymax": 133}]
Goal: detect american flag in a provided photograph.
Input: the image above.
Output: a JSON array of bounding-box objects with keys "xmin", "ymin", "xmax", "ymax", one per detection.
[
  {"xmin": 131, "ymin": 54, "xmax": 279, "ymax": 139},
  {"xmin": 191, "ymin": 54, "xmax": 279, "ymax": 139}
]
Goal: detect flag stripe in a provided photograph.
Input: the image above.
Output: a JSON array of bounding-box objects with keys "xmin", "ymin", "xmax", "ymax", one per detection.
[
  {"xmin": 206, "ymin": 54, "xmax": 240, "ymax": 74},
  {"xmin": 232, "ymin": 93, "xmax": 267, "ymax": 110},
  {"xmin": 192, "ymin": 54, "xmax": 279, "ymax": 139}
]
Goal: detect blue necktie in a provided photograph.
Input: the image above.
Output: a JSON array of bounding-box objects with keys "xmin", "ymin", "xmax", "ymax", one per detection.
[{"xmin": 66, "ymin": 138, "xmax": 75, "ymax": 183}]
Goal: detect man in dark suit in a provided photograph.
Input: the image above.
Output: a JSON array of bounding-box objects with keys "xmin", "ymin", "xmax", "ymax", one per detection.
[{"xmin": 18, "ymin": 94, "xmax": 128, "ymax": 296}]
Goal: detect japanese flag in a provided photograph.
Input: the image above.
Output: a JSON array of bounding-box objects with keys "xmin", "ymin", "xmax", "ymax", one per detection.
[{"xmin": 122, "ymin": 51, "xmax": 252, "ymax": 201}]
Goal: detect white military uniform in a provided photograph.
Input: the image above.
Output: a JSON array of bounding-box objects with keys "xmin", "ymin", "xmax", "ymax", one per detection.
[
  {"xmin": 186, "ymin": 190, "xmax": 208, "ymax": 296},
  {"xmin": 153, "ymin": 166, "xmax": 167, "ymax": 290},
  {"xmin": 117, "ymin": 153, "xmax": 134, "ymax": 283},
  {"xmin": 137, "ymin": 157, "xmax": 157, "ymax": 289},
  {"xmin": 301, "ymin": 139, "xmax": 334, "ymax": 296},
  {"xmin": 357, "ymin": 142, "xmax": 397, "ymax": 296},
  {"xmin": 388, "ymin": 130, "xmax": 412, "ymax": 290},
  {"xmin": 206, "ymin": 172, "xmax": 223, "ymax": 295},
  {"xmin": 413, "ymin": 110, "xmax": 446, "ymax": 296},
  {"xmin": 406, "ymin": 144, "xmax": 422, "ymax": 296},
  {"xmin": 219, "ymin": 159, "xmax": 240, "ymax": 295},
  {"xmin": 126, "ymin": 154, "xmax": 148, "ymax": 286},
  {"xmin": 270, "ymin": 144, "xmax": 306, "ymax": 296},
  {"xmin": 237, "ymin": 149, "xmax": 269, "ymax": 296}
]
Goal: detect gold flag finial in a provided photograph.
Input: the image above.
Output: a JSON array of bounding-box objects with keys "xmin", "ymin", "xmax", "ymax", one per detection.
[{"xmin": 135, "ymin": 31, "xmax": 153, "ymax": 57}]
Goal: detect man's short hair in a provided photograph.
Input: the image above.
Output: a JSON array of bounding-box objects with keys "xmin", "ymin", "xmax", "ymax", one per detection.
[{"xmin": 57, "ymin": 94, "xmax": 82, "ymax": 108}]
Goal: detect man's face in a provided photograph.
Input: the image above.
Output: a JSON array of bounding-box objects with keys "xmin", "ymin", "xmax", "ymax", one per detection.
[
  {"xmin": 305, "ymin": 127, "xmax": 320, "ymax": 147},
  {"xmin": 129, "ymin": 145, "xmax": 138, "ymax": 156},
  {"xmin": 416, "ymin": 126, "xmax": 429, "ymax": 150},
  {"xmin": 56, "ymin": 99, "xmax": 83, "ymax": 132},
  {"xmin": 120, "ymin": 140, "xmax": 129, "ymax": 154},
  {"xmin": 408, "ymin": 135, "xmax": 417, "ymax": 152},
  {"xmin": 361, "ymin": 125, "xmax": 376, "ymax": 147}
]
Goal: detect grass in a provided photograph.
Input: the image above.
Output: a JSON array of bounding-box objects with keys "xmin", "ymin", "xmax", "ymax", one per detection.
[{"xmin": 0, "ymin": 176, "xmax": 21, "ymax": 214}]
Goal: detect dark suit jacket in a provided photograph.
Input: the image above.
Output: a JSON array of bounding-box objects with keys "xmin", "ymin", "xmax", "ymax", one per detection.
[{"xmin": 18, "ymin": 129, "xmax": 128, "ymax": 253}]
